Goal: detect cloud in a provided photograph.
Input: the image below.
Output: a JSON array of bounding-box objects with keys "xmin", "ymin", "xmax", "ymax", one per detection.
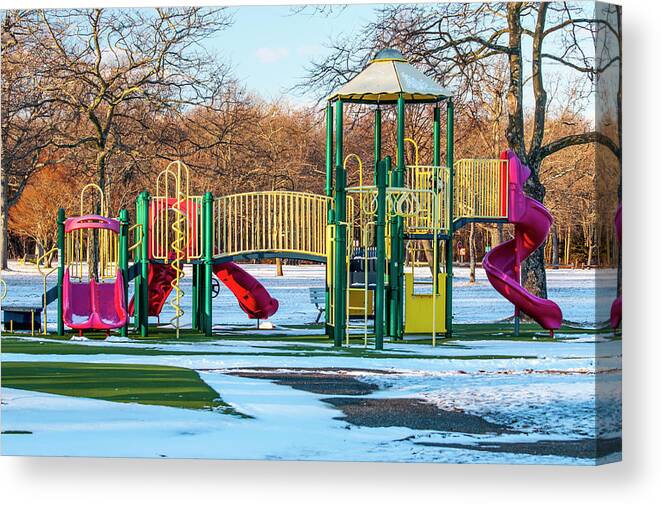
[
  {"xmin": 255, "ymin": 47, "xmax": 290, "ymax": 64},
  {"xmin": 296, "ymin": 44, "xmax": 324, "ymax": 57}
]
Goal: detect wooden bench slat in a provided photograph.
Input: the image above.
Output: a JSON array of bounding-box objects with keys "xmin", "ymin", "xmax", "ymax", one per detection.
[{"xmin": 308, "ymin": 287, "xmax": 325, "ymax": 323}]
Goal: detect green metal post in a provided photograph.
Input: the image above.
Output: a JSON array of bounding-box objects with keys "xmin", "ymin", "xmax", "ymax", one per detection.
[
  {"xmin": 203, "ymin": 192, "xmax": 214, "ymax": 337},
  {"xmin": 137, "ymin": 191, "xmax": 150, "ymax": 338},
  {"xmin": 56, "ymin": 208, "xmax": 65, "ymax": 336},
  {"xmin": 133, "ymin": 196, "xmax": 141, "ymax": 332},
  {"xmin": 433, "ymin": 105, "xmax": 442, "ymax": 286},
  {"xmin": 389, "ymin": 94, "xmax": 406, "ymax": 340},
  {"xmin": 433, "ymin": 106, "xmax": 441, "ymax": 167},
  {"xmin": 119, "ymin": 209, "xmax": 129, "ymax": 338},
  {"xmin": 325, "ymin": 102, "xmax": 334, "ymax": 336},
  {"xmin": 374, "ymin": 107, "xmax": 382, "ymax": 185},
  {"xmin": 325, "ymin": 102, "xmax": 334, "ymax": 199},
  {"xmin": 445, "ymin": 99, "xmax": 455, "ymax": 337},
  {"xmin": 191, "ymin": 264, "xmax": 199, "ymax": 331},
  {"xmin": 333, "ymin": 99, "xmax": 346, "ymax": 347},
  {"xmin": 375, "ymin": 157, "xmax": 389, "ymax": 350}
]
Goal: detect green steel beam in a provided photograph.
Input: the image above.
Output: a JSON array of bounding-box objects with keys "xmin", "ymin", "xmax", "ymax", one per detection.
[
  {"xmin": 137, "ymin": 191, "xmax": 150, "ymax": 338},
  {"xmin": 203, "ymin": 192, "xmax": 214, "ymax": 337},
  {"xmin": 374, "ymin": 107, "xmax": 382, "ymax": 185},
  {"xmin": 389, "ymin": 94, "xmax": 406, "ymax": 340},
  {"xmin": 325, "ymin": 102, "xmax": 334, "ymax": 199},
  {"xmin": 56, "ymin": 208, "xmax": 65, "ymax": 336},
  {"xmin": 375, "ymin": 156, "xmax": 389, "ymax": 350},
  {"xmin": 433, "ymin": 106, "xmax": 441, "ymax": 167},
  {"xmin": 333, "ymin": 99, "xmax": 346, "ymax": 348},
  {"xmin": 433, "ymin": 106, "xmax": 442, "ymax": 291},
  {"xmin": 119, "ymin": 209, "xmax": 129, "ymax": 338},
  {"xmin": 325, "ymin": 102, "xmax": 334, "ymax": 335},
  {"xmin": 191, "ymin": 264, "xmax": 200, "ymax": 331},
  {"xmin": 445, "ymin": 99, "xmax": 455, "ymax": 337}
]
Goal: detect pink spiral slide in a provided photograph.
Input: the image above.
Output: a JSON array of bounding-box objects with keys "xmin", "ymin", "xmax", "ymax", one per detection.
[
  {"xmin": 482, "ymin": 150, "xmax": 563, "ymax": 331},
  {"xmin": 610, "ymin": 204, "xmax": 622, "ymax": 328}
]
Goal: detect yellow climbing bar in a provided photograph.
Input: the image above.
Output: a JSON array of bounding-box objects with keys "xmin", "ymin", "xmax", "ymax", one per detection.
[{"xmin": 402, "ymin": 165, "xmax": 450, "ymax": 233}]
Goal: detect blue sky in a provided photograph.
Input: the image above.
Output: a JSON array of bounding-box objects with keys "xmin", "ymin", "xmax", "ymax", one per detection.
[
  {"xmin": 212, "ymin": 4, "xmax": 381, "ymax": 100},
  {"xmin": 207, "ymin": 3, "xmax": 595, "ymax": 121}
]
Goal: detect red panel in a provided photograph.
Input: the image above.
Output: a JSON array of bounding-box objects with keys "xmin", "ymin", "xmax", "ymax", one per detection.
[
  {"xmin": 213, "ymin": 262, "xmax": 279, "ymax": 320},
  {"xmin": 128, "ymin": 263, "xmax": 178, "ymax": 317}
]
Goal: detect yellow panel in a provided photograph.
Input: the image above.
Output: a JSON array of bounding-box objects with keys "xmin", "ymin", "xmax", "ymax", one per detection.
[
  {"xmin": 348, "ymin": 288, "xmax": 374, "ymax": 317},
  {"xmin": 404, "ymin": 272, "xmax": 446, "ymax": 334}
]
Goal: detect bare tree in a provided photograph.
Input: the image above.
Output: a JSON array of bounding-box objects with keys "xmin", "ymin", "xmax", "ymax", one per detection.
[
  {"xmin": 31, "ymin": 7, "xmax": 234, "ymax": 200},
  {"xmin": 1, "ymin": 11, "xmax": 64, "ymax": 269}
]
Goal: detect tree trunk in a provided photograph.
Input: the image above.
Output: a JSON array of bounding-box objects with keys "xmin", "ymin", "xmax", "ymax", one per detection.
[
  {"xmin": 551, "ymin": 224, "xmax": 559, "ymax": 269},
  {"xmin": 468, "ymin": 222, "xmax": 476, "ymax": 284},
  {"xmin": 275, "ymin": 257, "xmax": 283, "ymax": 276},
  {"xmin": 420, "ymin": 240, "xmax": 435, "ymax": 275},
  {"xmin": 586, "ymin": 230, "xmax": 594, "ymax": 268},
  {"xmin": 91, "ymin": 149, "xmax": 108, "ymax": 280},
  {"xmin": 0, "ymin": 168, "xmax": 8, "ymax": 270}
]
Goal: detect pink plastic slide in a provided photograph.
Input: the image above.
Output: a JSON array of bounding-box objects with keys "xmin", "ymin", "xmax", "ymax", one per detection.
[
  {"xmin": 213, "ymin": 262, "xmax": 279, "ymax": 320},
  {"xmin": 483, "ymin": 150, "xmax": 563, "ymax": 331},
  {"xmin": 610, "ymin": 204, "xmax": 622, "ymax": 328},
  {"xmin": 63, "ymin": 268, "xmax": 128, "ymax": 332}
]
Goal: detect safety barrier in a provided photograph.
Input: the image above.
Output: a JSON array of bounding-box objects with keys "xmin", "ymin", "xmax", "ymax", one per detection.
[
  {"xmin": 213, "ymin": 191, "xmax": 331, "ymax": 260},
  {"xmin": 453, "ymin": 158, "xmax": 509, "ymax": 221},
  {"xmin": 403, "ymin": 165, "xmax": 450, "ymax": 233}
]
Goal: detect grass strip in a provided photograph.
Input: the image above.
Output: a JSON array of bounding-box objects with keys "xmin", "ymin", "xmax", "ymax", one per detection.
[{"xmin": 1, "ymin": 361, "xmax": 247, "ymax": 416}]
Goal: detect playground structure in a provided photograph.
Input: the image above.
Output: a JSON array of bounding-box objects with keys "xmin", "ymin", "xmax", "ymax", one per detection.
[
  {"xmin": 4, "ymin": 48, "xmax": 574, "ymax": 348},
  {"xmin": 323, "ymin": 48, "xmax": 562, "ymax": 349}
]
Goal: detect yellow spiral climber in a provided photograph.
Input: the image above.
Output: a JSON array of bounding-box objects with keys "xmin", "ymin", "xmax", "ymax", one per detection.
[
  {"xmin": 169, "ymin": 197, "xmax": 187, "ymax": 338},
  {"xmin": 153, "ymin": 160, "xmax": 193, "ymax": 339}
]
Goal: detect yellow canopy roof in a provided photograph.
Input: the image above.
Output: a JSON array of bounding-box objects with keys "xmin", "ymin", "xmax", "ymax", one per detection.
[{"xmin": 327, "ymin": 49, "xmax": 451, "ymax": 104}]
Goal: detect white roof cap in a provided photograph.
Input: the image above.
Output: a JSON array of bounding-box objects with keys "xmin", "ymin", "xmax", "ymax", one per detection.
[{"xmin": 328, "ymin": 49, "xmax": 451, "ymax": 104}]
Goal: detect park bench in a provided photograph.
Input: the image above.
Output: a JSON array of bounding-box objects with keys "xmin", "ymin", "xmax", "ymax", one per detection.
[
  {"xmin": 2, "ymin": 305, "xmax": 42, "ymax": 334},
  {"xmin": 309, "ymin": 287, "xmax": 325, "ymax": 324}
]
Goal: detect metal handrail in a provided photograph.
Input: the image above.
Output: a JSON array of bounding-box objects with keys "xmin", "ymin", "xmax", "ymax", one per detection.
[{"xmin": 36, "ymin": 246, "xmax": 58, "ymax": 334}]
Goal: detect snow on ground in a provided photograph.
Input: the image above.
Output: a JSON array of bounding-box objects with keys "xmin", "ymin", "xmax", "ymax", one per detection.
[
  {"xmin": 1, "ymin": 335, "xmax": 622, "ymax": 464},
  {"xmin": 0, "ymin": 367, "xmax": 621, "ymax": 464},
  {"xmin": 1, "ymin": 262, "xmax": 621, "ymax": 464},
  {"xmin": 0, "ymin": 261, "xmax": 618, "ymax": 329}
]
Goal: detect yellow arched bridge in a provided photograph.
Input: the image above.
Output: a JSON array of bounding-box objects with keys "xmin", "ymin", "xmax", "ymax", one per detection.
[
  {"xmin": 213, "ymin": 191, "xmax": 330, "ymax": 263},
  {"xmin": 148, "ymin": 159, "xmax": 509, "ymax": 264}
]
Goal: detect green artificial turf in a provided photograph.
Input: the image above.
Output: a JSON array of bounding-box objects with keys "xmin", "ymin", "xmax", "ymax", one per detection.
[
  {"xmin": 1, "ymin": 361, "xmax": 246, "ymax": 416},
  {"xmin": 1, "ymin": 321, "xmax": 612, "ymax": 362},
  {"xmin": 1, "ymin": 337, "xmax": 534, "ymax": 360}
]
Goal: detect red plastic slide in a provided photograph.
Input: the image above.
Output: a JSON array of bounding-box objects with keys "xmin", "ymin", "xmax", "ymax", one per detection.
[
  {"xmin": 482, "ymin": 150, "xmax": 563, "ymax": 331},
  {"xmin": 610, "ymin": 204, "xmax": 622, "ymax": 328},
  {"xmin": 63, "ymin": 268, "xmax": 128, "ymax": 331},
  {"xmin": 213, "ymin": 262, "xmax": 279, "ymax": 319},
  {"xmin": 128, "ymin": 263, "xmax": 178, "ymax": 317}
]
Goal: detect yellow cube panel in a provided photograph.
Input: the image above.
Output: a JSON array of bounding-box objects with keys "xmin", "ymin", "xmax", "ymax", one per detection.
[
  {"xmin": 404, "ymin": 272, "xmax": 446, "ymax": 334},
  {"xmin": 348, "ymin": 288, "xmax": 374, "ymax": 317}
]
